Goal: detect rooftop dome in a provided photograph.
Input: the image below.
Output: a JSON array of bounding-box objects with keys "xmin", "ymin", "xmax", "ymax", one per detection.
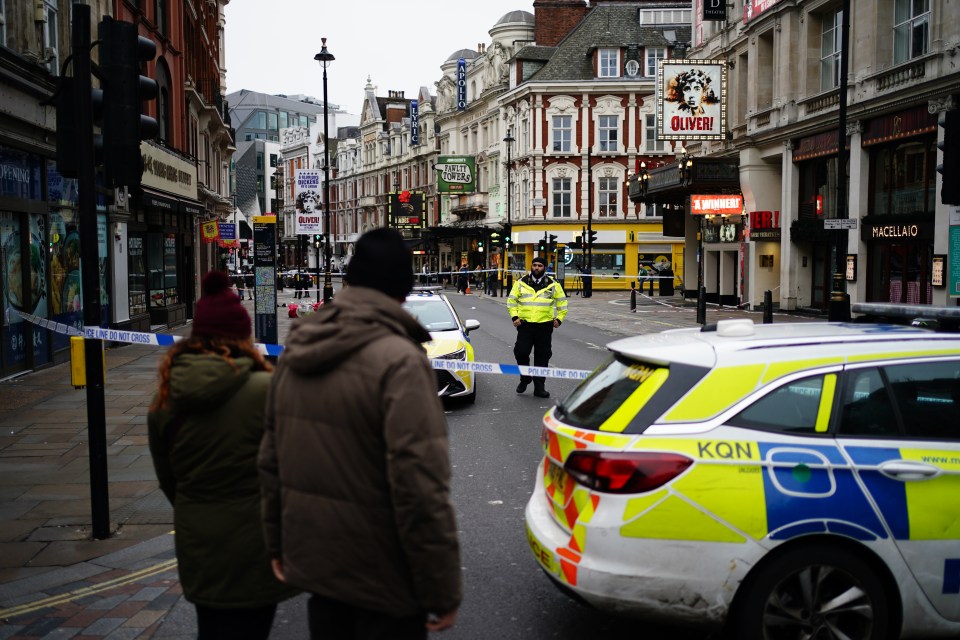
[
  {"xmin": 495, "ymin": 10, "xmax": 534, "ymax": 26},
  {"xmin": 446, "ymin": 48, "xmax": 480, "ymax": 62}
]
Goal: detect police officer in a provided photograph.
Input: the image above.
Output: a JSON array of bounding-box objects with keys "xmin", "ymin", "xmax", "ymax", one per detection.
[{"xmin": 508, "ymin": 256, "xmax": 567, "ymax": 398}]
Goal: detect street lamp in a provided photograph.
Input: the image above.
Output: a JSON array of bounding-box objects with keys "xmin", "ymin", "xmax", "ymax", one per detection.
[
  {"xmin": 503, "ymin": 128, "xmax": 514, "ymax": 296},
  {"xmin": 315, "ymin": 38, "xmax": 335, "ymax": 304}
]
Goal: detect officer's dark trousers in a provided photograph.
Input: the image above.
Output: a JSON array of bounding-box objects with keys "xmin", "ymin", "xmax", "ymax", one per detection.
[
  {"xmin": 514, "ymin": 321, "xmax": 553, "ymax": 389},
  {"xmin": 307, "ymin": 594, "xmax": 426, "ymax": 640}
]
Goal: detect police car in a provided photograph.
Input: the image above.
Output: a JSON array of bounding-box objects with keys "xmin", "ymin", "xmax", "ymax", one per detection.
[
  {"xmin": 403, "ymin": 287, "xmax": 479, "ymax": 403},
  {"xmin": 525, "ymin": 319, "xmax": 960, "ymax": 638}
]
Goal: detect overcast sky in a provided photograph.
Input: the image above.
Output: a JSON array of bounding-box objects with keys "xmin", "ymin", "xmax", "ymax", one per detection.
[{"xmin": 224, "ymin": 1, "xmax": 531, "ymax": 117}]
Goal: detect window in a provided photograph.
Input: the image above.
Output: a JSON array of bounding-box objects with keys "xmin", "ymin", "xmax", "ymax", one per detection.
[
  {"xmin": 645, "ymin": 114, "xmax": 666, "ymax": 153},
  {"xmin": 279, "ymin": 112, "xmax": 288, "ymax": 129},
  {"xmin": 255, "ymin": 112, "xmax": 267, "ymax": 130},
  {"xmin": 268, "ymin": 112, "xmax": 278, "ymax": 131},
  {"xmin": 821, "ymin": 9, "xmax": 842, "ymax": 92},
  {"xmin": 0, "ymin": 0, "xmax": 6, "ymax": 47},
  {"xmin": 552, "ymin": 115, "xmax": 572, "ymax": 153},
  {"xmin": 884, "ymin": 361, "xmax": 960, "ymax": 439},
  {"xmin": 270, "ymin": 154, "xmax": 278, "ymax": 168},
  {"xmin": 552, "ymin": 177, "xmax": 572, "ymax": 218},
  {"xmin": 729, "ymin": 375, "xmax": 835, "ymax": 435},
  {"xmin": 894, "ymin": 0, "xmax": 929, "ymax": 64},
  {"xmin": 256, "ymin": 152, "xmax": 264, "ymax": 171},
  {"xmin": 43, "ymin": 1, "xmax": 58, "ymax": 75},
  {"xmin": 598, "ymin": 48, "xmax": 619, "ymax": 78},
  {"xmin": 645, "ymin": 47, "xmax": 666, "ymax": 77},
  {"xmin": 598, "ymin": 177, "xmax": 618, "ymax": 217},
  {"xmin": 598, "ymin": 115, "xmax": 618, "ymax": 152},
  {"xmin": 154, "ymin": 0, "xmax": 167, "ymax": 36}
]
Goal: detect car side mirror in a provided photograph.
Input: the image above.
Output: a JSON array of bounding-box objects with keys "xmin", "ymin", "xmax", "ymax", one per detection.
[{"xmin": 464, "ymin": 319, "xmax": 480, "ymax": 334}]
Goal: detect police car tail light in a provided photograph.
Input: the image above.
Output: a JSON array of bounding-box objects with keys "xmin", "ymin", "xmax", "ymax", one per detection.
[{"xmin": 564, "ymin": 452, "xmax": 692, "ymax": 494}]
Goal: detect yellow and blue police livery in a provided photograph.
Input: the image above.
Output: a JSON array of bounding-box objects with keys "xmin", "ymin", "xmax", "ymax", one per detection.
[
  {"xmin": 403, "ymin": 287, "xmax": 479, "ymax": 403},
  {"xmin": 524, "ymin": 320, "xmax": 960, "ymax": 639}
]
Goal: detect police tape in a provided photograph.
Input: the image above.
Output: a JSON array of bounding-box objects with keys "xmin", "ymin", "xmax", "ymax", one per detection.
[
  {"xmin": 13, "ymin": 310, "xmax": 590, "ymax": 379},
  {"xmin": 430, "ymin": 359, "xmax": 590, "ymax": 380}
]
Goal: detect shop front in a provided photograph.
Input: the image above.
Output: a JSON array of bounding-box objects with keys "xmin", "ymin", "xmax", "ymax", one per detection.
[{"xmin": 861, "ymin": 106, "xmax": 938, "ymax": 306}]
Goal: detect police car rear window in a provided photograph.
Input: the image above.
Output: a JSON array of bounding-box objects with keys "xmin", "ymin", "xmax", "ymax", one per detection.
[{"xmin": 556, "ymin": 355, "xmax": 708, "ymax": 432}]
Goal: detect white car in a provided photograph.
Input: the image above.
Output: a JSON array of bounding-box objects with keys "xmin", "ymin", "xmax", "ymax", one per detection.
[
  {"xmin": 525, "ymin": 320, "xmax": 960, "ymax": 638},
  {"xmin": 403, "ymin": 287, "xmax": 480, "ymax": 403}
]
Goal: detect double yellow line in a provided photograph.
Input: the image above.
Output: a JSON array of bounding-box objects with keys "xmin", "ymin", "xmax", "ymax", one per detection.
[{"xmin": 0, "ymin": 558, "xmax": 178, "ymax": 620}]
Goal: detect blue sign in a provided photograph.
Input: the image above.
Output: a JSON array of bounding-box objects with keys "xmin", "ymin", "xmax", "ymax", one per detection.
[
  {"xmin": 410, "ymin": 100, "xmax": 420, "ymax": 145},
  {"xmin": 457, "ymin": 58, "xmax": 467, "ymax": 111},
  {"xmin": 219, "ymin": 222, "xmax": 237, "ymax": 240},
  {"xmin": 0, "ymin": 146, "xmax": 42, "ymax": 201}
]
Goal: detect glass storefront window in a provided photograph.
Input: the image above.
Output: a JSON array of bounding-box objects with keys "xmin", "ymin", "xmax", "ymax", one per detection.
[
  {"xmin": 129, "ymin": 233, "xmax": 146, "ymax": 315},
  {"xmin": 147, "ymin": 232, "xmax": 179, "ymax": 307},
  {"xmin": 48, "ymin": 210, "xmax": 82, "ymax": 351},
  {"xmin": 798, "ymin": 157, "xmax": 844, "ymax": 219},
  {"xmin": 869, "ymin": 138, "xmax": 936, "ymax": 217}
]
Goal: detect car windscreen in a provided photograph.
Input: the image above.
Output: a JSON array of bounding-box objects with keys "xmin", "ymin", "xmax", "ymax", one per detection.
[
  {"xmin": 403, "ymin": 299, "xmax": 459, "ymax": 331},
  {"xmin": 556, "ymin": 354, "xmax": 709, "ymax": 433}
]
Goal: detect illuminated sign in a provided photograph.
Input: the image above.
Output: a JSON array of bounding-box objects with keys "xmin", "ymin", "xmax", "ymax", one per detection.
[
  {"xmin": 457, "ymin": 58, "xmax": 467, "ymax": 110},
  {"xmin": 691, "ymin": 194, "xmax": 742, "ymax": 215}
]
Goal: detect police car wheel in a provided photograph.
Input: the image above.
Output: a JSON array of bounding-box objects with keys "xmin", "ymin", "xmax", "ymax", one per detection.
[{"xmin": 731, "ymin": 545, "xmax": 892, "ymax": 640}]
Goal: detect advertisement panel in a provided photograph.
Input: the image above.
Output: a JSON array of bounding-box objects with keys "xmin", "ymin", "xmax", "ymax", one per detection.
[
  {"xmin": 436, "ymin": 156, "xmax": 476, "ymax": 194},
  {"xmin": 690, "ymin": 194, "xmax": 743, "ymax": 215},
  {"xmin": 744, "ymin": 0, "xmax": 784, "ymax": 24},
  {"xmin": 658, "ymin": 60, "xmax": 727, "ymax": 141},
  {"xmin": 389, "ymin": 191, "xmax": 425, "ymax": 230},
  {"xmin": 294, "ymin": 168, "xmax": 322, "ymax": 234}
]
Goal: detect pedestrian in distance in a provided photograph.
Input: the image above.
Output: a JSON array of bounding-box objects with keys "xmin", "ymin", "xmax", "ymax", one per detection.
[
  {"xmin": 457, "ymin": 264, "xmax": 469, "ymax": 294},
  {"xmin": 147, "ymin": 270, "xmax": 298, "ymax": 640},
  {"xmin": 508, "ymin": 256, "xmax": 568, "ymax": 398},
  {"xmin": 236, "ymin": 273, "xmax": 247, "ymax": 300},
  {"xmin": 259, "ymin": 228, "xmax": 462, "ymax": 640}
]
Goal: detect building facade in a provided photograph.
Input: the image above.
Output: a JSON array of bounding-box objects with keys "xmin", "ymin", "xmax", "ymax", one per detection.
[{"xmin": 638, "ymin": 0, "xmax": 960, "ymax": 311}]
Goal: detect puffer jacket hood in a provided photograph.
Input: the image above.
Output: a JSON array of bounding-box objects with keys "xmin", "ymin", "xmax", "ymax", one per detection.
[
  {"xmin": 281, "ymin": 285, "xmax": 429, "ymax": 375},
  {"xmin": 167, "ymin": 353, "xmax": 254, "ymax": 412}
]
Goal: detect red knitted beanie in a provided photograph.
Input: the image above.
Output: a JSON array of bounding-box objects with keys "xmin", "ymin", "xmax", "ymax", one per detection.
[{"xmin": 191, "ymin": 271, "xmax": 251, "ymax": 340}]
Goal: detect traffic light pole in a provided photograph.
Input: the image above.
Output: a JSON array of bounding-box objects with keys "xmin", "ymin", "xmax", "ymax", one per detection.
[{"xmin": 74, "ymin": 3, "xmax": 111, "ymax": 540}]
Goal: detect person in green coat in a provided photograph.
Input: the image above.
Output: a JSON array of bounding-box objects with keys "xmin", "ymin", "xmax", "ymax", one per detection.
[{"xmin": 148, "ymin": 270, "xmax": 298, "ymax": 640}]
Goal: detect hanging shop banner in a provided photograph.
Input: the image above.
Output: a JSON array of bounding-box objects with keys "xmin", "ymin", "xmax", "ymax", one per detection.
[
  {"xmin": 436, "ymin": 156, "xmax": 476, "ymax": 194},
  {"xmin": 200, "ymin": 219, "xmax": 219, "ymax": 243},
  {"xmin": 744, "ymin": 0, "xmax": 783, "ymax": 24},
  {"xmin": 251, "ymin": 215, "xmax": 278, "ymax": 346},
  {"xmin": 657, "ymin": 59, "xmax": 727, "ymax": 141},
  {"xmin": 457, "ymin": 58, "xmax": 467, "ymax": 110},
  {"xmin": 218, "ymin": 221, "xmax": 237, "ymax": 248},
  {"xmin": 702, "ymin": 0, "xmax": 726, "ymax": 20},
  {"xmin": 389, "ymin": 191, "xmax": 425, "ymax": 230},
  {"xmin": 690, "ymin": 194, "xmax": 743, "ymax": 215},
  {"xmin": 294, "ymin": 168, "xmax": 322, "ymax": 234},
  {"xmin": 410, "ymin": 100, "xmax": 420, "ymax": 145}
]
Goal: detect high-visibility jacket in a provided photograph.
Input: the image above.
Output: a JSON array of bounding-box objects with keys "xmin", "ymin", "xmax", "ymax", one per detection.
[{"xmin": 508, "ymin": 274, "xmax": 568, "ymax": 324}]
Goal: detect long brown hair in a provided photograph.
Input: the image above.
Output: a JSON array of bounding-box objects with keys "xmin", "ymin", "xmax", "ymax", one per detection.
[{"xmin": 150, "ymin": 335, "xmax": 272, "ymax": 411}]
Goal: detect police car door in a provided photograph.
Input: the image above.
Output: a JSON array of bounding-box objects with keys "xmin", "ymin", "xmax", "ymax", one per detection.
[{"xmin": 835, "ymin": 358, "xmax": 960, "ymax": 622}]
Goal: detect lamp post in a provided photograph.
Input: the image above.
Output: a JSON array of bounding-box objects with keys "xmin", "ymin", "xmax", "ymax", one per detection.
[
  {"xmin": 315, "ymin": 38, "xmax": 335, "ymax": 304},
  {"xmin": 503, "ymin": 128, "xmax": 514, "ymax": 296},
  {"xmin": 677, "ymin": 145, "xmax": 705, "ymax": 324}
]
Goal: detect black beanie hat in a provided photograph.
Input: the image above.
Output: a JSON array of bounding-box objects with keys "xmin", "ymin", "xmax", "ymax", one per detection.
[
  {"xmin": 192, "ymin": 271, "xmax": 251, "ymax": 340},
  {"xmin": 532, "ymin": 256, "xmax": 546, "ymax": 266},
  {"xmin": 345, "ymin": 228, "xmax": 414, "ymax": 299}
]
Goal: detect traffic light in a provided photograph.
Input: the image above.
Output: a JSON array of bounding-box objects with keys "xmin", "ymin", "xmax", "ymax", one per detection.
[
  {"xmin": 570, "ymin": 235, "xmax": 582, "ymax": 250},
  {"xmin": 537, "ymin": 239, "xmax": 546, "ymax": 252},
  {"xmin": 938, "ymin": 109, "xmax": 960, "ymax": 205},
  {"xmin": 548, "ymin": 234, "xmax": 558, "ymax": 252},
  {"xmin": 477, "ymin": 239, "xmax": 484, "ymax": 252},
  {"xmin": 314, "ymin": 233, "xmax": 323, "ymax": 242},
  {"xmin": 504, "ymin": 234, "xmax": 512, "ymax": 249},
  {"xmin": 98, "ymin": 17, "xmax": 158, "ymax": 187},
  {"xmin": 490, "ymin": 232, "xmax": 500, "ymax": 246},
  {"xmin": 587, "ymin": 229, "xmax": 598, "ymax": 245}
]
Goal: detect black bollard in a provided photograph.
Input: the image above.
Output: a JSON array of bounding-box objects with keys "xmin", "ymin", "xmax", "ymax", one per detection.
[
  {"xmin": 648, "ymin": 274, "xmax": 655, "ymax": 296},
  {"xmin": 763, "ymin": 290, "xmax": 773, "ymax": 324},
  {"xmin": 630, "ymin": 282, "xmax": 637, "ymax": 312},
  {"xmin": 697, "ymin": 286, "xmax": 707, "ymax": 325}
]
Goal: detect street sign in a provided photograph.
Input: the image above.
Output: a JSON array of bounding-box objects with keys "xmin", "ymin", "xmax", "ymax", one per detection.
[{"xmin": 824, "ymin": 218, "xmax": 858, "ymax": 230}]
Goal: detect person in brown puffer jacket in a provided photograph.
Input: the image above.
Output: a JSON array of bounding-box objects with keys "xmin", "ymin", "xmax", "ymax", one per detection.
[{"xmin": 258, "ymin": 228, "xmax": 461, "ymax": 640}]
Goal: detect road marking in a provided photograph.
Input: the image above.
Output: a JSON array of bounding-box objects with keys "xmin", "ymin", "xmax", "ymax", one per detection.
[{"xmin": 0, "ymin": 557, "xmax": 178, "ymax": 619}]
